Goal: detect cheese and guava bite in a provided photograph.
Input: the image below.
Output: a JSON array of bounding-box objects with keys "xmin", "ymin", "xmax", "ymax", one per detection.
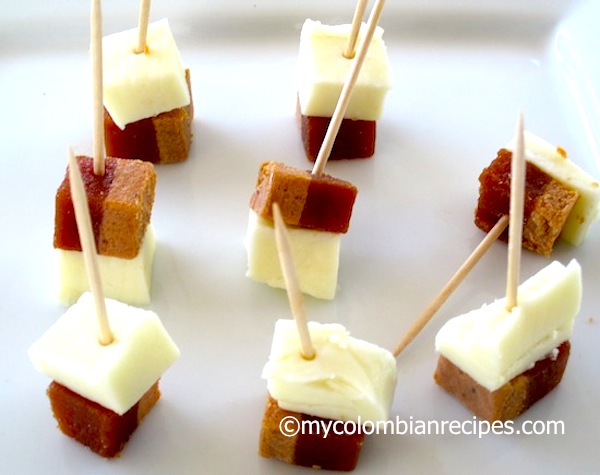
[
  {"xmin": 434, "ymin": 259, "xmax": 581, "ymax": 421},
  {"xmin": 259, "ymin": 319, "xmax": 397, "ymax": 470},
  {"xmin": 54, "ymin": 156, "xmax": 156, "ymax": 306},
  {"xmin": 475, "ymin": 132, "xmax": 600, "ymax": 255},
  {"xmin": 507, "ymin": 131, "xmax": 600, "ymax": 245},
  {"xmin": 28, "ymin": 292, "xmax": 180, "ymax": 457},
  {"xmin": 297, "ymin": 19, "xmax": 390, "ymax": 161},
  {"xmin": 102, "ymin": 18, "xmax": 194, "ymax": 163},
  {"xmin": 245, "ymin": 161, "xmax": 357, "ymax": 300}
]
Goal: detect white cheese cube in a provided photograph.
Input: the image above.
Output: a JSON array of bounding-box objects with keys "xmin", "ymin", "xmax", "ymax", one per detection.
[
  {"xmin": 244, "ymin": 210, "xmax": 340, "ymax": 300},
  {"xmin": 57, "ymin": 225, "xmax": 155, "ymax": 307},
  {"xmin": 28, "ymin": 292, "xmax": 180, "ymax": 415},
  {"xmin": 103, "ymin": 18, "xmax": 190, "ymax": 129},
  {"xmin": 297, "ymin": 19, "xmax": 390, "ymax": 120},
  {"xmin": 435, "ymin": 259, "xmax": 582, "ymax": 392},
  {"xmin": 262, "ymin": 319, "xmax": 397, "ymax": 423}
]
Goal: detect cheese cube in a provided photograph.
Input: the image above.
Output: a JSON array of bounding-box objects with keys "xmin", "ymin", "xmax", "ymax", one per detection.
[
  {"xmin": 244, "ymin": 210, "xmax": 340, "ymax": 300},
  {"xmin": 262, "ymin": 319, "xmax": 397, "ymax": 423},
  {"xmin": 57, "ymin": 225, "xmax": 156, "ymax": 306},
  {"xmin": 28, "ymin": 292, "xmax": 180, "ymax": 415},
  {"xmin": 103, "ymin": 18, "xmax": 190, "ymax": 129},
  {"xmin": 297, "ymin": 19, "xmax": 390, "ymax": 120}
]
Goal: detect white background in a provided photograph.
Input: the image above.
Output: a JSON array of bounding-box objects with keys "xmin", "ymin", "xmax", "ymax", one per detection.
[{"xmin": 1, "ymin": 0, "xmax": 598, "ymax": 473}]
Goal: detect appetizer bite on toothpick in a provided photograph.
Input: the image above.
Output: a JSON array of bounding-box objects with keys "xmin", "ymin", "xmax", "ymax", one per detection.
[
  {"xmin": 297, "ymin": 0, "xmax": 390, "ymax": 161},
  {"xmin": 54, "ymin": 0, "xmax": 157, "ymax": 306},
  {"xmin": 245, "ymin": 0, "xmax": 386, "ymax": 299},
  {"xmin": 434, "ymin": 260, "xmax": 580, "ymax": 422},
  {"xmin": 31, "ymin": 150, "xmax": 179, "ymax": 458},
  {"xmin": 435, "ymin": 117, "xmax": 582, "ymax": 421},
  {"xmin": 54, "ymin": 156, "xmax": 156, "ymax": 306},
  {"xmin": 103, "ymin": 0, "xmax": 194, "ymax": 163},
  {"xmin": 259, "ymin": 204, "xmax": 396, "ymax": 471},
  {"xmin": 475, "ymin": 131, "xmax": 600, "ymax": 255},
  {"xmin": 245, "ymin": 161, "xmax": 357, "ymax": 300}
]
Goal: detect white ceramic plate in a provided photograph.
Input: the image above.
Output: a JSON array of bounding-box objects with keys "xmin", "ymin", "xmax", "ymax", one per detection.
[{"xmin": 2, "ymin": 1, "xmax": 598, "ymax": 473}]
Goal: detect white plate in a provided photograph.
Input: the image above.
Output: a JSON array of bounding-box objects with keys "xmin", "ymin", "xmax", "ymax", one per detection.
[{"xmin": 1, "ymin": 1, "xmax": 598, "ymax": 473}]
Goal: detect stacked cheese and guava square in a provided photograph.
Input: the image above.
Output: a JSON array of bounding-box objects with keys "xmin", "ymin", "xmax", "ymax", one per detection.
[
  {"xmin": 434, "ymin": 259, "xmax": 581, "ymax": 422},
  {"xmin": 54, "ymin": 156, "xmax": 156, "ymax": 306},
  {"xmin": 296, "ymin": 19, "xmax": 390, "ymax": 161},
  {"xmin": 244, "ymin": 161, "xmax": 358, "ymax": 300},
  {"xmin": 475, "ymin": 132, "xmax": 600, "ymax": 255},
  {"xmin": 103, "ymin": 18, "xmax": 194, "ymax": 164},
  {"xmin": 28, "ymin": 292, "xmax": 180, "ymax": 457},
  {"xmin": 259, "ymin": 319, "xmax": 397, "ymax": 471}
]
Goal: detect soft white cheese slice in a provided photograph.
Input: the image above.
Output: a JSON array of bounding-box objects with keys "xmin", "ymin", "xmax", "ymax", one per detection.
[
  {"xmin": 263, "ymin": 319, "xmax": 397, "ymax": 423},
  {"xmin": 244, "ymin": 210, "xmax": 340, "ymax": 300},
  {"xmin": 57, "ymin": 225, "xmax": 155, "ymax": 307},
  {"xmin": 297, "ymin": 19, "xmax": 390, "ymax": 120},
  {"xmin": 435, "ymin": 259, "xmax": 581, "ymax": 392},
  {"xmin": 103, "ymin": 18, "xmax": 190, "ymax": 129},
  {"xmin": 28, "ymin": 292, "xmax": 180, "ymax": 415},
  {"xmin": 506, "ymin": 131, "xmax": 600, "ymax": 245}
]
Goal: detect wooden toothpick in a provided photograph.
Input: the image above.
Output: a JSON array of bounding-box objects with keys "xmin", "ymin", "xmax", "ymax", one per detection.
[
  {"xmin": 91, "ymin": 0, "xmax": 105, "ymax": 176},
  {"xmin": 135, "ymin": 0, "xmax": 152, "ymax": 54},
  {"xmin": 392, "ymin": 215, "xmax": 509, "ymax": 357},
  {"xmin": 343, "ymin": 0, "xmax": 369, "ymax": 59},
  {"xmin": 272, "ymin": 203, "xmax": 316, "ymax": 360},
  {"xmin": 311, "ymin": 0, "xmax": 386, "ymax": 177},
  {"xmin": 68, "ymin": 147, "xmax": 113, "ymax": 346},
  {"xmin": 505, "ymin": 113, "xmax": 525, "ymax": 311}
]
